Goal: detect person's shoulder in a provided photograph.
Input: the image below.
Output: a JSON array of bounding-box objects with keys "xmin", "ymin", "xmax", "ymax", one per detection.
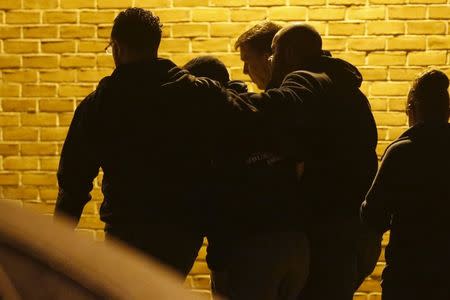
[
  {"xmin": 382, "ymin": 135, "xmax": 413, "ymax": 161},
  {"xmin": 97, "ymin": 75, "xmax": 113, "ymax": 89},
  {"xmin": 288, "ymin": 69, "xmax": 331, "ymax": 83},
  {"xmin": 76, "ymin": 75, "xmax": 112, "ymax": 113},
  {"xmin": 282, "ymin": 70, "xmax": 332, "ymax": 92}
]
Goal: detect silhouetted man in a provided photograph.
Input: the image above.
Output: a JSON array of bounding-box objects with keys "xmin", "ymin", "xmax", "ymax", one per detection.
[
  {"xmin": 361, "ymin": 69, "xmax": 450, "ymax": 300},
  {"xmin": 185, "ymin": 55, "xmax": 310, "ymax": 300},
  {"xmin": 183, "ymin": 55, "xmax": 310, "ymax": 300},
  {"xmin": 232, "ymin": 24, "xmax": 378, "ymax": 299},
  {"xmin": 54, "ymin": 8, "xmax": 254, "ymax": 277},
  {"xmin": 235, "ymin": 21, "xmax": 282, "ymax": 90}
]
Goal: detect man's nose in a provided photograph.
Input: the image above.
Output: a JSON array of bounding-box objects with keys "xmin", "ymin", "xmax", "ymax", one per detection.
[{"xmin": 243, "ymin": 63, "xmax": 249, "ymax": 75}]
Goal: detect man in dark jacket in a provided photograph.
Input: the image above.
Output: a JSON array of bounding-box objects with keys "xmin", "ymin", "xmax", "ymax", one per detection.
[
  {"xmin": 273, "ymin": 24, "xmax": 378, "ymax": 300},
  {"xmin": 270, "ymin": 24, "xmax": 379, "ymax": 300},
  {"xmin": 212, "ymin": 24, "xmax": 378, "ymax": 300},
  {"xmin": 183, "ymin": 55, "xmax": 310, "ymax": 300},
  {"xmin": 54, "ymin": 8, "xmax": 254, "ymax": 277}
]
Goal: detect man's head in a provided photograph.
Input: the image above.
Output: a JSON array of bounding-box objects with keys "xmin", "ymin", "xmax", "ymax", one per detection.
[
  {"xmin": 235, "ymin": 21, "xmax": 282, "ymax": 90},
  {"xmin": 109, "ymin": 8, "xmax": 162, "ymax": 66},
  {"xmin": 407, "ymin": 69, "xmax": 450, "ymax": 126},
  {"xmin": 183, "ymin": 56, "xmax": 230, "ymax": 85},
  {"xmin": 270, "ymin": 24, "xmax": 323, "ymax": 87}
]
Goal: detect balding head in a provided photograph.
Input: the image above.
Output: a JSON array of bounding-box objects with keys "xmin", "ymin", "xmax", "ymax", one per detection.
[{"xmin": 270, "ymin": 24, "xmax": 323, "ymax": 87}]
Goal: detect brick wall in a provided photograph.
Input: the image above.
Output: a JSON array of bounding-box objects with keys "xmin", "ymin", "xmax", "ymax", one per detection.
[{"xmin": 1, "ymin": 0, "xmax": 449, "ymax": 299}]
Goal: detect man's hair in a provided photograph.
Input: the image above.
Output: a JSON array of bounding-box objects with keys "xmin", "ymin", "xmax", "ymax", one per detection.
[
  {"xmin": 111, "ymin": 8, "xmax": 162, "ymax": 54},
  {"xmin": 183, "ymin": 56, "xmax": 230, "ymax": 85},
  {"xmin": 234, "ymin": 21, "xmax": 282, "ymax": 54},
  {"xmin": 408, "ymin": 69, "xmax": 450, "ymax": 121}
]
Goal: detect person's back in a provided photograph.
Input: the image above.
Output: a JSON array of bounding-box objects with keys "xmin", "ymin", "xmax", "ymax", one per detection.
[
  {"xmin": 281, "ymin": 57, "xmax": 378, "ymax": 300},
  {"xmin": 55, "ymin": 8, "xmax": 253, "ymax": 277},
  {"xmin": 92, "ymin": 59, "xmax": 223, "ymax": 226},
  {"xmin": 361, "ymin": 69, "xmax": 450, "ymax": 299},
  {"xmin": 383, "ymin": 124, "xmax": 450, "ymax": 276},
  {"xmin": 296, "ymin": 57, "xmax": 378, "ymax": 222}
]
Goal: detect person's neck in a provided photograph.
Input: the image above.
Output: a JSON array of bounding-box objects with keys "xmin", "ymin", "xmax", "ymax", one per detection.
[
  {"xmin": 411, "ymin": 118, "xmax": 449, "ymax": 127},
  {"xmin": 121, "ymin": 56, "xmax": 156, "ymax": 65}
]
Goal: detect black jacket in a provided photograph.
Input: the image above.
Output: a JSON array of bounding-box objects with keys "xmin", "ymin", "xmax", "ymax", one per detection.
[
  {"xmin": 361, "ymin": 122, "xmax": 450, "ymax": 287},
  {"xmin": 241, "ymin": 56, "xmax": 378, "ymax": 222},
  {"xmin": 55, "ymin": 58, "xmax": 255, "ymax": 230}
]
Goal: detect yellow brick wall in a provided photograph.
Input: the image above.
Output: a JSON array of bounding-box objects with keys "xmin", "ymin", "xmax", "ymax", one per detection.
[{"xmin": 1, "ymin": 0, "xmax": 449, "ymax": 299}]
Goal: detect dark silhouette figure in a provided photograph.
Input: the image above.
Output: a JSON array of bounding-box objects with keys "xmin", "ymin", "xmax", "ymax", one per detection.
[
  {"xmin": 54, "ymin": 8, "xmax": 254, "ymax": 277},
  {"xmin": 361, "ymin": 69, "xmax": 450, "ymax": 300},
  {"xmin": 230, "ymin": 24, "xmax": 378, "ymax": 300},
  {"xmin": 184, "ymin": 54, "xmax": 310, "ymax": 300}
]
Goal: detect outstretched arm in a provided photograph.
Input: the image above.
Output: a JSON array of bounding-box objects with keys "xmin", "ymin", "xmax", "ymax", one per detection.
[
  {"xmin": 231, "ymin": 71, "xmax": 329, "ymax": 161},
  {"xmin": 242, "ymin": 71, "xmax": 330, "ymax": 114}
]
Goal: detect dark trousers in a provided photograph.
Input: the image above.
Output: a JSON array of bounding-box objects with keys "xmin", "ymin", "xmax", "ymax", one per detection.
[
  {"xmin": 382, "ymin": 273, "xmax": 450, "ymax": 300},
  {"xmin": 382, "ymin": 284, "xmax": 450, "ymax": 300},
  {"xmin": 211, "ymin": 232, "xmax": 310, "ymax": 300},
  {"xmin": 297, "ymin": 222, "xmax": 358, "ymax": 300},
  {"xmin": 105, "ymin": 224, "xmax": 204, "ymax": 277}
]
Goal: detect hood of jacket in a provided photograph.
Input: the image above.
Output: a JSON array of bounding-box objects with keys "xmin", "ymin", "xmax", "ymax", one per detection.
[
  {"xmin": 311, "ymin": 55, "xmax": 363, "ymax": 89},
  {"xmin": 267, "ymin": 55, "xmax": 363, "ymax": 90}
]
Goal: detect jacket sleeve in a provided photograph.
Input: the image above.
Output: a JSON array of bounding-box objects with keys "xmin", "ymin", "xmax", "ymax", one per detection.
[
  {"xmin": 360, "ymin": 142, "xmax": 405, "ymax": 233},
  {"xmin": 234, "ymin": 71, "xmax": 328, "ymax": 161},
  {"xmin": 242, "ymin": 71, "xmax": 329, "ymax": 114},
  {"xmin": 54, "ymin": 95, "xmax": 100, "ymax": 224}
]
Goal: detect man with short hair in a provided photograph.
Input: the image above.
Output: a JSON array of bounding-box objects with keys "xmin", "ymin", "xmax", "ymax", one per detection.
[
  {"xmin": 183, "ymin": 55, "xmax": 230, "ymax": 85},
  {"xmin": 235, "ymin": 21, "xmax": 282, "ymax": 90},
  {"xmin": 54, "ymin": 7, "xmax": 254, "ymax": 277},
  {"xmin": 189, "ymin": 55, "xmax": 311, "ymax": 300},
  {"xmin": 183, "ymin": 55, "xmax": 248, "ymax": 93}
]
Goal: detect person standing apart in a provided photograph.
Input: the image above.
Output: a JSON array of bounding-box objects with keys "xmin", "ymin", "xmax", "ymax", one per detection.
[{"xmin": 361, "ymin": 69, "xmax": 450, "ymax": 299}]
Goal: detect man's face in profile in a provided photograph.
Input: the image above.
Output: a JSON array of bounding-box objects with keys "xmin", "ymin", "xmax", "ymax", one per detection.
[{"xmin": 239, "ymin": 43, "xmax": 272, "ymax": 90}]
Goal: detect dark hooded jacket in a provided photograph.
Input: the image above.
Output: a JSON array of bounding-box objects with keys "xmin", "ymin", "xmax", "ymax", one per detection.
[
  {"xmin": 206, "ymin": 56, "xmax": 378, "ymax": 270},
  {"xmin": 248, "ymin": 56, "xmax": 378, "ymax": 222},
  {"xmin": 55, "ymin": 58, "xmax": 256, "ymax": 230},
  {"xmin": 361, "ymin": 122, "xmax": 450, "ymax": 288}
]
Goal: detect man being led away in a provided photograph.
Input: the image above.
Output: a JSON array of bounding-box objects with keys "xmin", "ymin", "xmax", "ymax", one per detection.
[
  {"xmin": 184, "ymin": 55, "xmax": 310, "ymax": 300},
  {"xmin": 54, "ymin": 8, "xmax": 255, "ymax": 277}
]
